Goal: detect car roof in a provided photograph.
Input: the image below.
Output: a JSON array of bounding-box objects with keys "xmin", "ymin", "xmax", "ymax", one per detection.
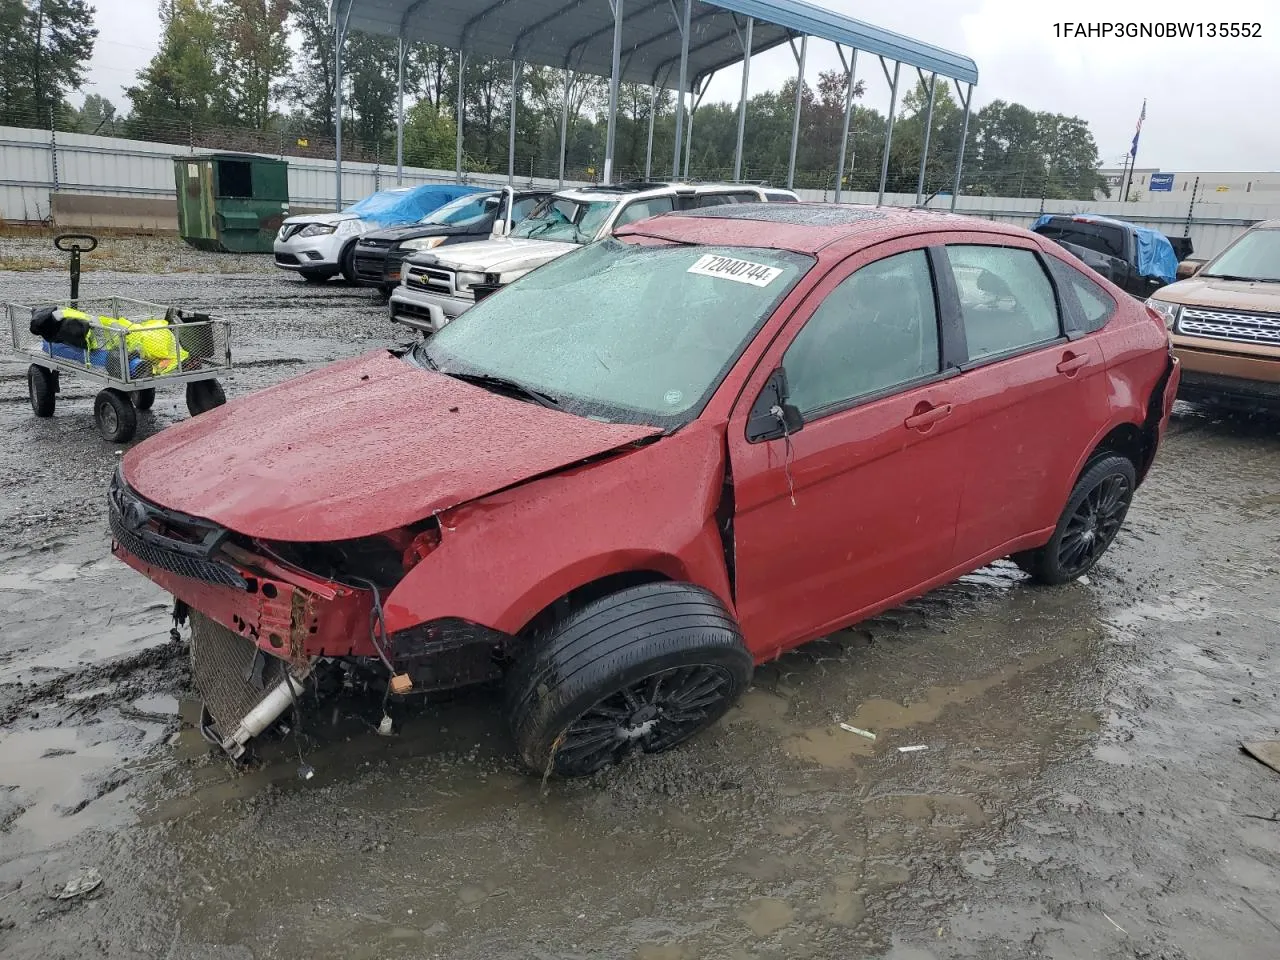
[
  {"xmin": 1249, "ymin": 218, "xmax": 1280, "ymax": 231},
  {"xmin": 552, "ymin": 181, "xmax": 766, "ymax": 203},
  {"xmin": 614, "ymin": 202, "xmax": 1035, "ymax": 255}
]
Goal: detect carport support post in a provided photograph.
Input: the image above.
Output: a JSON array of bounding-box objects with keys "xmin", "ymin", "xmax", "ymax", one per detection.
[
  {"xmin": 559, "ymin": 69, "xmax": 572, "ymax": 187},
  {"xmin": 332, "ymin": 1, "xmax": 352, "ymax": 210},
  {"xmin": 603, "ymin": 0, "xmax": 624, "ymax": 185},
  {"xmin": 733, "ymin": 16, "xmax": 753, "ymax": 182},
  {"xmin": 644, "ymin": 84, "xmax": 657, "ymax": 180},
  {"xmin": 684, "ymin": 79, "xmax": 708, "ymax": 178},
  {"xmin": 834, "ymin": 46, "xmax": 857, "ymax": 204},
  {"xmin": 877, "ymin": 58, "xmax": 900, "ymax": 207},
  {"xmin": 915, "ymin": 72, "xmax": 937, "ymax": 205},
  {"xmin": 395, "ymin": 35, "xmax": 406, "ymax": 185},
  {"xmin": 950, "ymin": 81, "xmax": 973, "ymax": 211},
  {"xmin": 671, "ymin": 0, "xmax": 691, "ymax": 177},
  {"xmin": 787, "ymin": 35, "xmax": 808, "ymax": 190},
  {"xmin": 506, "ymin": 60, "xmax": 522, "ymax": 185},
  {"xmin": 455, "ymin": 49, "xmax": 466, "ymax": 182}
]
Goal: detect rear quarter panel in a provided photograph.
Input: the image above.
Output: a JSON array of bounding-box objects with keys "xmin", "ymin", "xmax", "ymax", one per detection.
[{"xmin": 1045, "ymin": 247, "xmax": 1175, "ymax": 489}]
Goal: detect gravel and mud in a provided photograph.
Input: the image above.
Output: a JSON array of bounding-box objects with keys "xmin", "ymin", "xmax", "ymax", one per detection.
[{"xmin": 1, "ymin": 236, "xmax": 1278, "ymax": 959}]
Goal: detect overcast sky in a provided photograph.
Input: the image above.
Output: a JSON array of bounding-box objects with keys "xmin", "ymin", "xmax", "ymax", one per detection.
[{"xmin": 83, "ymin": 0, "xmax": 1277, "ymax": 171}]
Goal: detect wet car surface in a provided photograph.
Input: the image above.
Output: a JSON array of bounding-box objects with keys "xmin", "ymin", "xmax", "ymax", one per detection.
[{"xmin": 0, "ymin": 242, "xmax": 1278, "ymax": 959}]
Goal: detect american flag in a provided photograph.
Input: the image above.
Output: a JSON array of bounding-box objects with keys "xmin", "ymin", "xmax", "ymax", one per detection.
[{"xmin": 1130, "ymin": 100, "xmax": 1147, "ymax": 158}]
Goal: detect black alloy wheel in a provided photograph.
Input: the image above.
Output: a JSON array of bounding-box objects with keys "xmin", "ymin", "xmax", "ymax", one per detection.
[
  {"xmin": 1014, "ymin": 455, "xmax": 1136, "ymax": 585},
  {"xmin": 552, "ymin": 664, "xmax": 737, "ymax": 774}
]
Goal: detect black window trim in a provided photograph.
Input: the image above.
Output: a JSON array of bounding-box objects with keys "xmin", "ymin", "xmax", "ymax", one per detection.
[
  {"xmin": 780, "ymin": 244, "xmax": 956, "ymax": 428},
  {"xmin": 934, "ymin": 242, "xmax": 1072, "ymax": 373},
  {"xmin": 1043, "ymin": 251, "xmax": 1119, "ymax": 336}
]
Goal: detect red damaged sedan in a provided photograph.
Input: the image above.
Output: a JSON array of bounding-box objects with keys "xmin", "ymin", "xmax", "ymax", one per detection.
[{"xmin": 110, "ymin": 204, "xmax": 1179, "ymax": 777}]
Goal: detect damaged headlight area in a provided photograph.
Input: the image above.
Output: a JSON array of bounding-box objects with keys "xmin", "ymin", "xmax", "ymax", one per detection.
[
  {"xmin": 109, "ymin": 468, "xmax": 488, "ymax": 763},
  {"xmin": 261, "ymin": 519, "xmax": 442, "ymax": 591}
]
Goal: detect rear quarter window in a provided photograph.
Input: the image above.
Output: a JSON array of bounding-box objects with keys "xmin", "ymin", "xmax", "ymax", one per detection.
[{"xmin": 1046, "ymin": 256, "xmax": 1117, "ymax": 333}]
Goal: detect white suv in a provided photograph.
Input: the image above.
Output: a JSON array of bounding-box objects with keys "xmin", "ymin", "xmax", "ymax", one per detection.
[{"xmin": 388, "ymin": 181, "xmax": 798, "ymax": 334}]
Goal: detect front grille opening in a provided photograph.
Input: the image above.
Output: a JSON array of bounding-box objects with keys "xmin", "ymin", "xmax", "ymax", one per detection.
[{"xmin": 1179, "ymin": 308, "xmax": 1280, "ymax": 346}]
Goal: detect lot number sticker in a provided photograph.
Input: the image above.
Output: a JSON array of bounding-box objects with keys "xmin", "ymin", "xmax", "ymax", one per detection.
[{"xmin": 688, "ymin": 254, "xmax": 782, "ymax": 287}]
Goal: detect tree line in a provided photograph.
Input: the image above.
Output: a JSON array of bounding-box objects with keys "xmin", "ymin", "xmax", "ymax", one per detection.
[{"xmin": 0, "ymin": 0, "xmax": 1109, "ymax": 199}]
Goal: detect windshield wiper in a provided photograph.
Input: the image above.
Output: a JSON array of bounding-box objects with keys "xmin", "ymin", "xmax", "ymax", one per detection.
[
  {"xmin": 1200, "ymin": 273, "xmax": 1279, "ymax": 282},
  {"xmin": 412, "ymin": 341, "xmax": 438, "ymax": 369},
  {"xmin": 442, "ymin": 370, "xmax": 560, "ymax": 408}
]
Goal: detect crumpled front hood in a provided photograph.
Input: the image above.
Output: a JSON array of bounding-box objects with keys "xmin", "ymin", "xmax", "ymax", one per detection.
[
  {"xmin": 1156, "ymin": 275, "xmax": 1280, "ymax": 314},
  {"xmin": 121, "ymin": 351, "xmax": 660, "ymax": 542},
  {"xmin": 362, "ymin": 222, "xmax": 472, "ymax": 244},
  {"xmin": 282, "ymin": 211, "xmax": 359, "ymax": 227},
  {"xmin": 410, "ymin": 237, "xmax": 579, "ymax": 273}
]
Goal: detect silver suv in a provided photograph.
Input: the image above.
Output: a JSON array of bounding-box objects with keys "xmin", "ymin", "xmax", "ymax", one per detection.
[{"xmin": 388, "ymin": 181, "xmax": 798, "ymax": 334}]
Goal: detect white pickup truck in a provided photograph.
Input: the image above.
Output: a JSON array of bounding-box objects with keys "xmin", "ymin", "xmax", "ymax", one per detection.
[{"xmin": 388, "ymin": 180, "xmax": 798, "ymax": 334}]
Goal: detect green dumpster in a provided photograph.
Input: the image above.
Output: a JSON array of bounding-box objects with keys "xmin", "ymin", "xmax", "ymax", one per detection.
[{"xmin": 174, "ymin": 154, "xmax": 290, "ymax": 253}]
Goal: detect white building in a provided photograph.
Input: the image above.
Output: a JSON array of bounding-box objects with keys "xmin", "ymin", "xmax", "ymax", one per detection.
[{"xmin": 1098, "ymin": 168, "xmax": 1280, "ymax": 201}]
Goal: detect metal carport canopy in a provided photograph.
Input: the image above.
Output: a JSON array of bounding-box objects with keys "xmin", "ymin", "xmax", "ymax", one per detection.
[
  {"xmin": 328, "ymin": 0, "xmax": 978, "ymax": 209},
  {"xmin": 336, "ymin": 0, "xmax": 978, "ymax": 90}
]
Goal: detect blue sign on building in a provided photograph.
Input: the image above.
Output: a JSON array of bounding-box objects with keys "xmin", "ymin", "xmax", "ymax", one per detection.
[{"xmin": 1149, "ymin": 173, "xmax": 1175, "ymax": 192}]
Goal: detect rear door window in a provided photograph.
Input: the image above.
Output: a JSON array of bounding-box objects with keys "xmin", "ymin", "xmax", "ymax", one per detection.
[
  {"xmin": 1035, "ymin": 220, "xmax": 1127, "ymax": 260},
  {"xmin": 1045, "ymin": 256, "xmax": 1116, "ymax": 333},
  {"xmin": 947, "ymin": 245, "xmax": 1062, "ymax": 362}
]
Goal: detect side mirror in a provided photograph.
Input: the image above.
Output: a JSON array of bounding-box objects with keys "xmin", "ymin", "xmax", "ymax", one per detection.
[{"xmin": 746, "ymin": 367, "xmax": 804, "ymax": 443}]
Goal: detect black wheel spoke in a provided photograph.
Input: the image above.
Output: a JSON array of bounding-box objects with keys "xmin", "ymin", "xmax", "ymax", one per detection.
[
  {"xmin": 1056, "ymin": 469, "xmax": 1132, "ymax": 576},
  {"xmin": 554, "ymin": 663, "xmax": 734, "ymax": 774}
]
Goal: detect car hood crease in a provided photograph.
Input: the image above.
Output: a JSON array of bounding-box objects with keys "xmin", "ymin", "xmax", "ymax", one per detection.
[{"xmin": 121, "ymin": 351, "xmax": 661, "ymax": 542}]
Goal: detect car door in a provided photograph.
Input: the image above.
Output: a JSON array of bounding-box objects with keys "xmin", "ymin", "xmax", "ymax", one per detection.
[
  {"xmin": 728, "ymin": 242, "xmax": 970, "ymax": 658},
  {"xmin": 939, "ymin": 240, "xmax": 1111, "ymax": 566}
]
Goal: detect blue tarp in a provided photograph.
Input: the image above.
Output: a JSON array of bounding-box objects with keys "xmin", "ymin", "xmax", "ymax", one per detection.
[
  {"xmin": 344, "ymin": 184, "xmax": 486, "ymax": 226},
  {"xmin": 1031, "ymin": 213, "xmax": 1179, "ymax": 284}
]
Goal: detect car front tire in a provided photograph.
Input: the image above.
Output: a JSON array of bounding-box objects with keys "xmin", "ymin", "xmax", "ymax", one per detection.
[
  {"xmin": 505, "ymin": 582, "xmax": 753, "ymax": 779},
  {"xmin": 1014, "ymin": 455, "xmax": 1136, "ymax": 585},
  {"xmin": 340, "ymin": 242, "xmax": 359, "ymax": 285}
]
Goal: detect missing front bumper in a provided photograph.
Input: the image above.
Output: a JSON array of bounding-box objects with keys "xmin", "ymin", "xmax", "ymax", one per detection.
[{"xmin": 190, "ymin": 611, "xmax": 311, "ymax": 759}]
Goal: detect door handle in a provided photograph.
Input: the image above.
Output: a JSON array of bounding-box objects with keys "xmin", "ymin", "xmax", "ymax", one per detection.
[
  {"xmin": 904, "ymin": 402, "xmax": 953, "ymax": 431},
  {"xmin": 1056, "ymin": 352, "xmax": 1090, "ymax": 375}
]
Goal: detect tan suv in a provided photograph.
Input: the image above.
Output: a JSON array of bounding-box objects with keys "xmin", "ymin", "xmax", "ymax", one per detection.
[{"xmin": 1146, "ymin": 219, "xmax": 1280, "ymax": 409}]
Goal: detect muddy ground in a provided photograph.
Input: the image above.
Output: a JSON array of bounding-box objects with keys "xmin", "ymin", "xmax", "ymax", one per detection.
[{"xmin": 0, "ymin": 237, "xmax": 1278, "ymax": 959}]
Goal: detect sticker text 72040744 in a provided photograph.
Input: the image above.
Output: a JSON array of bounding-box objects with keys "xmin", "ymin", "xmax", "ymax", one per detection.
[{"xmin": 687, "ymin": 254, "xmax": 783, "ymax": 287}]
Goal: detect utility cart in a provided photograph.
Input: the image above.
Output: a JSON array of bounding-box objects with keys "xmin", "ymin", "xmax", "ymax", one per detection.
[{"xmin": 5, "ymin": 235, "xmax": 234, "ymax": 443}]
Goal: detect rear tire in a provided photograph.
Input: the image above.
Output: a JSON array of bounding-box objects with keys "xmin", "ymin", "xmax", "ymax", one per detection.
[
  {"xmin": 1014, "ymin": 455, "xmax": 1136, "ymax": 585},
  {"xmin": 28, "ymin": 364, "xmax": 55, "ymax": 417},
  {"xmin": 133, "ymin": 388, "xmax": 156, "ymax": 411},
  {"xmin": 505, "ymin": 582, "xmax": 752, "ymax": 779},
  {"xmin": 299, "ymin": 269, "xmax": 333, "ymax": 284},
  {"xmin": 186, "ymin": 379, "xmax": 226, "ymax": 416},
  {"xmin": 94, "ymin": 389, "xmax": 137, "ymax": 443}
]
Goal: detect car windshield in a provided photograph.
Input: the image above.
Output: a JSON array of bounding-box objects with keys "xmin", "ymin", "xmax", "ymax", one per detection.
[
  {"xmin": 416, "ymin": 239, "xmax": 813, "ymax": 427},
  {"xmin": 1201, "ymin": 229, "xmax": 1280, "ymax": 282},
  {"xmin": 419, "ymin": 193, "xmax": 498, "ymax": 227},
  {"xmin": 509, "ymin": 196, "xmax": 619, "ymax": 244}
]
